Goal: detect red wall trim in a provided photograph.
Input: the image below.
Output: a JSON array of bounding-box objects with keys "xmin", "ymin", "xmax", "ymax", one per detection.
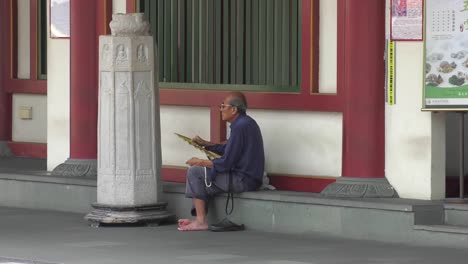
[
  {"xmin": 162, "ymin": 166, "xmax": 187, "ymax": 182},
  {"xmin": 159, "ymin": 90, "xmax": 343, "ymax": 112},
  {"xmin": 161, "ymin": 166, "xmax": 336, "ymax": 193},
  {"xmin": 8, "ymin": 141, "xmax": 47, "ymax": 158},
  {"xmin": 5, "ymin": 79, "xmax": 47, "ymax": 94},
  {"xmin": 126, "ymin": 0, "xmax": 136, "ymax": 13}
]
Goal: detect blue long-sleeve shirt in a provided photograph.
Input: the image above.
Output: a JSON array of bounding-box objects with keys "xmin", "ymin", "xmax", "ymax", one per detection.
[{"xmin": 206, "ymin": 114, "xmax": 265, "ymax": 190}]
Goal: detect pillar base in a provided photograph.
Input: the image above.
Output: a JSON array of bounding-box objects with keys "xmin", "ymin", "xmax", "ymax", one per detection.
[
  {"xmin": 84, "ymin": 203, "xmax": 174, "ymax": 227},
  {"xmin": 0, "ymin": 141, "xmax": 12, "ymax": 157},
  {"xmin": 320, "ymin": 177, "xmax": 398, "ymax": 198},
  {"xmin": 51, "ymin": 159, "xmax": 97, "ymax": 177}
]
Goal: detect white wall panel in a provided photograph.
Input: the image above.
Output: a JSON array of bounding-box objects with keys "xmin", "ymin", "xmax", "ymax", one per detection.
[
  {"xmin": 318, "ymin": 0, "xmax": 337, "ymax": 94},
  {"xmin": 12, "ymin": 94, "xmax": 47, "ymax": 143},
  {"xmin": 249, "ymin": 110, "xmax": 342, "ymax": 176},
  {"xmin": 160, "ymin": 106, "xmax": 210, "ymax": 166}
]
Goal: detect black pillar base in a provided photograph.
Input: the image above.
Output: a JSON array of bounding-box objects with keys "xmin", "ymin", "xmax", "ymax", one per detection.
[
  {"xmin": 51, "ymin": 159, "xmax": 97, "ymax": 177},
  {"xmin": 84, "ymin": 203, "xmax": 175, "ymax": 227},
  {"xmin": 0, "ymin": 141, "xmax": 12, "ymax": 157},
  {"xmin": 320, "ymin": 177, "xmax": 398, "ymax": 198}
]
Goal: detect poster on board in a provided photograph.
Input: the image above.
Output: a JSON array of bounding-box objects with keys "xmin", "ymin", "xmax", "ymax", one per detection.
[
  {"xmin": 424, "ymin": 0, "xmax": 468, "ymax": 110},
  {"xmin": 391, "ymin": 0, "xmax": 423, "ymax": 41}
]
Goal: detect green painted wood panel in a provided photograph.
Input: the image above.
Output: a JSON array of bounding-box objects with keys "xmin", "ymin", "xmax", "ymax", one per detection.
[
  {"xmin": 266, "ymin": 0, "xmax": 274, "ymax": 85},
  {"xmin": 200, "ymin": 0, "xmax": 207, "ymax": 83},
  {"xmin": 245, "ymin": 1, "xmax": 252, "ymax": 84},
  {"xmin": 291, "ymin": 0, "xmax": 298, "ymax": 86},
  {"xmin": 139, "ymin": 0, "xmax": 301, "ymax": 91},
  {"xmin": 274, "ymin": 0, "xmax": 282, "ymax": 85},
  {"xmin": 222, "ymin": 0, "xmax": 229, "ymax": 84},
  {"xmin": 170, "ymin": 0, "xmax": 178, "ymax": 81},
  {"xmin": 230, "ymin": 0, "xmax": 237, "ymax": 83},
  {"xmin": 38, "ymin": 0, "xmax": 47, "ymax": 78},
  {"xmin": 157, "ymin": 0, "xmax": 164, "ymax": 82},
  {"xmin": 237, "ymin": 0, "xmax": 244, "ymax": 84},
  {"xmin": 252, "ymin": 0, "xmax": 259, "ymax": 84},
  {"xmin": 193, "ymin": 0, "xmax": 200, "ymax": 82},
  {"xmin": 258, "ymin": 0, "xmax": 266, "ymax": 84},
  {"xmin": 163, "ymin": 0, "xmax": 171, "ymax": 82},
  {"xmin": 281, "ymin": 0, "xmax": 290, "ymax": 86},
  {"xmin": 215, "ymin": 0, "xmax": 222, "ymax": 84},
  {"xmin": 186, "ymin": 0, "xmax": 193, "ymax": 82},
  {"xmin": 207, "ymin": 0, "xmax": 214, "ymax": 83},
  {"xmin": 179, "ymin": 0, "xmax": 186, "ymax": 82}
]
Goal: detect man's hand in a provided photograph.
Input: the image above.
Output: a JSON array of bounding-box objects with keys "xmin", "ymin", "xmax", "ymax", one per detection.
[
  {"xmin": 192, "ymin": 136, "xmax": 214, "ymax": 147},
  {"xmin": 185, "ymin": 157, "xmax": 213, "ymax": 168}
]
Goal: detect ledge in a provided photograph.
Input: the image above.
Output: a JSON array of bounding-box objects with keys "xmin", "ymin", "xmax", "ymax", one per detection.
[
  {"xmin": 0, "ymin": 170, "xmax": 97, "ymax": 187},
  {"xmin": 163, "ymin": 182, "xmax": 443, "ymax": 213},
  {"xmin": 414, "ymin": 224, "xmax": 468, "ymax": 235},
  {"xmin": 0, "ymin": 171, "xmax": 443, "ymax": 213}
]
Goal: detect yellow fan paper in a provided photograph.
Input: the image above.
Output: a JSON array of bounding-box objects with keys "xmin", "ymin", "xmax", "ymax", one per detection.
[{"xmin": 174, "ymin": 133, "xmax": 221, "ymax": 160}]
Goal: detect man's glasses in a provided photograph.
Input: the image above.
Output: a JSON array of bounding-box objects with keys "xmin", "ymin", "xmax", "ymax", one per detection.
[{"xmin": 219, "ymin": 103, "xmax": 234, "ymax": 110}]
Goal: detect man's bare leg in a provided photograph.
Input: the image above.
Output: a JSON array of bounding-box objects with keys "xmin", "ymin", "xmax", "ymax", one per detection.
[{"xmin": 178, "ymin": 198, "xmax": 209, "ymax": 231}]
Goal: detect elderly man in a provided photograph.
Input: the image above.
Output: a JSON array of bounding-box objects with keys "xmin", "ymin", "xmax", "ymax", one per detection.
[{"xmin": 178, "ymin": 91, "xmax": 265, "ymax": 231}]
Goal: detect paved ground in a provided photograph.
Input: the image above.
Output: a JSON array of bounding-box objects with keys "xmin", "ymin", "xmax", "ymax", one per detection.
[{"xmin": 0, "ymin": 207, "xmax": 467, "ymax": 264}]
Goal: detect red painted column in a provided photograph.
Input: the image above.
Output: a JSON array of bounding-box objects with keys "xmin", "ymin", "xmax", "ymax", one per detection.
[
  {"xmin": 69, "ymin": 0, "xmax": 98, "ymax": 159},
  {"xmin": 53, "ymin": 0, "xmax": 111, "ymax": 176},
  {"xmin": 321, "ymin": 0, "xmax": 393, "ymax": 197},
  {"xmin": 341, "ymin": 0, "xmax": 385, "ymax": 179}
]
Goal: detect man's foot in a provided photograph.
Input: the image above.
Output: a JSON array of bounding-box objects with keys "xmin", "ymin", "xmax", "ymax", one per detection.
[
  {"xmin": 178, "ymin": 219, "xmax": 192, "ymax": 227},
  {"xmin": 177, "ymin": 220, "xmax": 208, "ymax": 231}
]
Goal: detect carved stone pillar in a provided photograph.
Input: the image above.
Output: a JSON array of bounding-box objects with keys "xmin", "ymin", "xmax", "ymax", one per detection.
[{"xmin": 85, "ymin": 13, "xmax": 172, "ymax": 226}]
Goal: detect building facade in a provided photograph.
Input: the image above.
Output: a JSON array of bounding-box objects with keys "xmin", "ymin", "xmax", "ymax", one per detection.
[{"xmin": 0, "ymin": 0, "xmax": 455, "ymax": 202}]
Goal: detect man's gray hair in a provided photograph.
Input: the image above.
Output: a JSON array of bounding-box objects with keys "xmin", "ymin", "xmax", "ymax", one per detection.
[{"xmin": 229, "ymin": 92, "xmax": 248, "ymax": 114}]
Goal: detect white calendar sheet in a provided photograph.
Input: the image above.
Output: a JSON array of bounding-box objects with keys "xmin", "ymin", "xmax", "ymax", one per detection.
[{"xmin": 424, "ymin": 0, "xmax": 468, "ymax": 108}]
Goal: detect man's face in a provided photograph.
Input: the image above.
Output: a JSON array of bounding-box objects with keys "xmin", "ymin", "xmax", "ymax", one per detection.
[{"xmin": 219, "ymin": 96, "xmax": 237, "ymax": 122}]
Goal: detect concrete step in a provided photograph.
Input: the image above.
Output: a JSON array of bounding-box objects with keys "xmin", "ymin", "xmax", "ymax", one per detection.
[
  {"xmin": 414, "ymin": 224, "xmax": 468, "ymax": 234},
  {"xmin": 413, "ymin": 224, "xmax": 468, "ymax": 247},
  {"xmin": 444, "ymin": 202, "xmax": 468, "ymax": 227}
]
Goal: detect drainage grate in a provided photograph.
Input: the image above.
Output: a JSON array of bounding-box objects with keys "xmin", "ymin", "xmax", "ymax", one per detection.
[{"xmin": 0, "ymin": 257, "xmax": 60, "ymax": 264}]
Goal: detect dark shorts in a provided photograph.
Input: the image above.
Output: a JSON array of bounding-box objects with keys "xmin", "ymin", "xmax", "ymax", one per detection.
[{"xmin": 185, "ymin": 166, "xmax": 247, "ymax": 202}]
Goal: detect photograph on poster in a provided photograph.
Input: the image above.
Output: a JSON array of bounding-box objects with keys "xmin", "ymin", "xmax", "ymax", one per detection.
[
  {"xmin": 393, "ymin": 0, "xmax": 407, "ymax": 16},
  {"xmin": 424, "ymin": 0, "xmax": 468, "ymax": 110},
  {"xmin": 391, "ymin": 0, "xmax": 423, "ymax": 40},
  {"xmin": 50, "ymin": 0, "xmax": 70, "ymax": 38}
]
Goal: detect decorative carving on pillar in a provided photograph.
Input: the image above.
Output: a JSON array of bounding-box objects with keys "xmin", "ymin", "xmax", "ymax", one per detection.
[
  {"xmin": 109, "ymin": 13, "xmax": 150, "ymax": 37},
  {"xmin": 320, "ymin": 178, "xmax": 398, "ymax": 198},
  {"xmin": 137, "ymin": 44, "xmax": 148, "ymax": 64},
  {"xmin": 85, "ymin": 13, "xmax": 173, "ymax": 226}
]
